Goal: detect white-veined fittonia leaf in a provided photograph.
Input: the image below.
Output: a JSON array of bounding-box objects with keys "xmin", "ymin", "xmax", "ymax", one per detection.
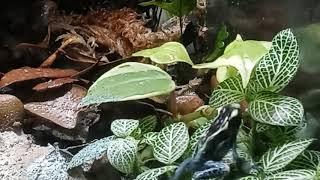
[
  {"xmin": 139, "ymin": 115, "xmax": 158, "ymax": 134},
  {"xmin": 288, "ymin": 150, "xmax": 320, "ymax": 170},
  {"xmin": 264, "ymin": 169, "xmax": 316, "ymax": 180},
  {"xmin": 194, "ymin": 35, "xmax": 271, "ymax": 87},
  {"xmin": 259, "ymin": 139, "xmax": 314, "ymax": 174},
  {"xmin": 132, "ymin": 42, "xmax": 193, "ymax": 65},
  {"xmin": 248, "ymin": 92, "xmax": 304, "ymax": 126},
  {"xmin": 111, "ymin": 119, "xmax": 139, "ymax": 138},
  {"xmin": 255, "ymin": 123, "xmax": 270, "ymax": 133},
  {"xmin": 68, "ymin": 136, "xmax": 115, "ymax": 170},
  {"xmin": 238, "ymin": 176, "xmax": 261, "ymax": 180},
  {"xmin": 135, "ymin": 166, "xmax": 177, "ymax": 180},
  {"xmin": 209, "ymin": 75, "xmax": 245, "ymax": 108},
  {"xmin": 80, "ymin": 62, "xmax": 175, "ymax": 106},
  {"xmin": 153, "ymin": 122, "xmax": 189, "ymax": 164},
  {"xmin": 248, "ymin": 29, "xmax": 299, "ymax": 93},
  {"xmin": 142, "ymin": 132, "xmax": 159, "ymax": 146},
  {"xmin": 107, "ymin": 138, "xmax": 138, "ymax": 174}
]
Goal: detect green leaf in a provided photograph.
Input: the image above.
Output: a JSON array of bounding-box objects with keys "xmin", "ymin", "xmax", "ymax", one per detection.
[
  {"xmin": 68, "ymin": 136, "xmax": 115, "ymax": 170},
  {"xmin": 139, "ymin": 115, "xmax": 158, "ymax": 134},
  {"xmin": 132, "ymin": 42, "xmax": 193, "ymax": 65},
  {"xmin": 264, "ymin": 169, "xmax": 316, "ymax": 180},
  {"xmin": 256, "ymin": 123, "xmax": 270, "ymax": 133},
  {"xmin": 248, "ymin": 92, "xmax": 304, "ymax": 126},
  {"xmin": 248, "ymin": 29, "xmax": 299, "ymax": 93},
  {"xmin": 289, "ymin": 150, "xmax": 320, "ymax": 170},
  {"xmin": 260, "ymin": 139, "xmax": 314, "ymax": 174},
  {"xmin": 80, "ymin": 62, "xmax": 175, "ymax": 106},
  {"xmin": 238, "ymin": 176, "xmax": 261, "ymax": 180},
  {"xmin": 142, "ymin": 132, "xmax": 159, "ymax": 146},
  {"xmin": 107, "ymin": 138, "xmax": 138, "ymax": 174},
  {"xmin": 209, "ymin": 75, "xmax": 245, "ymax": 108},
  {"xmin": 140, "ymin": 0, "xmax": 196, "ymax": 17},
  {"xmin": 153, "ymin": 122, "xmax": 189, "ymax": 164},
  {"xmin": 111, "ymin": 119, "xmax": 139, "ymax": 138},
  {"xmin": 135, "ymin": 166, "xmax": 177, "ymax": 180},
  {"xmin": 187, "ymin": 120, "xmax": 213, "ymax": 156},
  {"xmin": 194, "ymin": 35, "xmax": 271, "ymax": 87}
]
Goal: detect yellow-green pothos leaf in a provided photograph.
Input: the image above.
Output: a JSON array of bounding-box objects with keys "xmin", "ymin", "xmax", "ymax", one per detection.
[
  {"xmin": 264, "ymin": 169, "xmax": 316, "ymax": 180},
  {"xmin": 248, "ymin": 29, "xmax": 299, "ymax": 93},
  {"xmin": 107, "ymin": 138, "xmax": 138, "ymax": 174},
  {"xmin": 194, "ymin": 35, "xmax": 271, "ymax": 87},
  {"xmin": 153, "ymin": 122, "xmax": 189, "ymax": 164},
  {"xmin": 68, "ymin": 136, "xmax": 115, "ymax": 170},
  {"xmin": 80, "ymin": 62, "xmax": 175, "ymax": 106},
  {"xmin": 209, "ymin": 75, "xmax": 245, "ymax": 108},
  {"xmin": 135, "ymin": 166, "xmax": 177, "ymax": 180},
  {"xmin": 260, "ymin": 139, "xmax": 314, "ymax": 174},
  {"xmin": 248, "ymin": 92, "xmax": 304, "ymax": 126},
  {"xmin": 111, "ymin": 119, "xmax": 139, "ymax": 138},
  {"xmin": 132, "ymin": 42, "xmax": 193, "ymax": 65}
]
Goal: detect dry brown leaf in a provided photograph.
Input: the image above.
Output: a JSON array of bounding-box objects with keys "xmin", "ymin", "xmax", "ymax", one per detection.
[
  {"xmin": 0, "ymin": 67, "xmax": 78, "ymax": 88},
  {"xmin": 50, "ymin": 8, "xmax": 183, "ymax": 57},
  {"xmin": 32, "ymin": 77, "xmax": 78, "ymax": 92},
  {"xmin": 24, "ymin": 85, "xmax": 87, "ymax": 129}
]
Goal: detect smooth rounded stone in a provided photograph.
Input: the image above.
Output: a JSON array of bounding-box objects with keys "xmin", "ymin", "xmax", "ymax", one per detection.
[
  {"xmin": 0, "ymin": 94, "xmax": 24, "ymax": 131},
  {"xmin": 176, "ymin": 94, "xmax": 204, "ymax": 115}
]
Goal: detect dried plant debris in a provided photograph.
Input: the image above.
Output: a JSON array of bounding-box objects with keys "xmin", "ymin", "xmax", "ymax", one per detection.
[
  {"xmin": 50, "ymin": 8, "xmax": 183, "ymax": 57},
  {"xmin": 0, "ymin": 67, "xmax": 78, "ymax": 88},
  {"xmin": 24, "ymin": 85, "xmax": 87, "ymax": 129},
  {"xmin": 68, "ymin": 136, "xmax": 115, "ymax": 172},
  {"xmin": 32, "ymin": 77, "xmax": 79, "ymax": 92}
]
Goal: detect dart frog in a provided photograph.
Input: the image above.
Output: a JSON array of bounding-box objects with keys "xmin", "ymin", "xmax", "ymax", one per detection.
[{"xmin": 171, "ymin": 104, "xmax": 254, "ymax": 180}]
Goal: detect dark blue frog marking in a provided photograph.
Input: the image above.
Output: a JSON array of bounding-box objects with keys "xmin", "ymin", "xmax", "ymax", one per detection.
[{"xmin": 171, "ymin": 104, "xmax": 243, "ymax": 180}]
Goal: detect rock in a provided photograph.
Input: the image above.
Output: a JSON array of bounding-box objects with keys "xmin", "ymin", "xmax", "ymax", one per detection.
[
  {"xmin": 176, "ymin": 94, "xmax": 204, "ymax": 115},
  {"xmin": 0, "ymin": 94, "xmax": 24, "ymax": 131}
]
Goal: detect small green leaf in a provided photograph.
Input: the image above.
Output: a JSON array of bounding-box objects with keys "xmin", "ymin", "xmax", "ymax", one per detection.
[
  {"xmin": 135, "ymin": 166, "xmax": 177, "ymax": 180},
  {"xmin": 289, "ymin": 150, "xmax": 320, "ymax": 170},
  {"xmin": 140, "ymin": 0, "xmax": 196, "ymax": 17},
  {"xmin": 264, "ymin": 169, "xmax": 316, "ymax": 180},
  {"xmin": 132, "ymin": 42, "xmax": 193, "ymax": 65},
  {"xmin": 209, "ymin": 75, "xmax": 245, "ymax": 108},
  {"xmin": 111, "ymin": 119, "xmax": 139, "ymax": 138},
  {"xmin": 188, "ymin": 120, "xmax": 212, "ymax": 156},
  {"xmin": 255, "ymin": 123, "xmax": 270, "ymax": 133},
  {"xmin": 194, "ymin": 35, "xmax": 271, "ymax": 87},
  {"xmin": 142, "ymin": 132, "xmax": 159, "ymax": 146},
  {"xmin": 238, "ymin": 176, "xmax": 261, "ymax": 180},
  {"xmin": 139, "ymin": 115, "xmax": 158, "ymax": 134},
  {"xmin": 153, "ymin": 122, "xmax": 189, "ymax": 164},
  {"xmin": 248, "ymin": 29, "xmax": 299, "ymax": 93},
  {"xmin": 107, "ymin": 138, "xmax": 138, "ymax": 174},
  {"xmin": 248, "ymin": 92, "xmax": 304, "ymax": 126},
  {"xmin": 68, "ymin": 136, "xmax": 115, "ymax": 170},
  {"xmin": 80, "ymin": 62, "xmax": 175, "ymax": 106},
  {"xmin": 260, "ymin": 139, "xmax": 314, "ymax": 174}
]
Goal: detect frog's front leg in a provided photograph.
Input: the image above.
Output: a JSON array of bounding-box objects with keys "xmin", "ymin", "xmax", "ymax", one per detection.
[{"xmin": 193, "ymin": 161, "xmax": 230, "ymax": 180}]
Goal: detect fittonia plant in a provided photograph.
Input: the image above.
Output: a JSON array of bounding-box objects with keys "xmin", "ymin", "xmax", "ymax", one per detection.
[{"xmin": 67, "ymin": 29, "xmax": 320, "ymax": 179}]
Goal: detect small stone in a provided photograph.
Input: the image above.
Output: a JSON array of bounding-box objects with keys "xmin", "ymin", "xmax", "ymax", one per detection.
[{"xmin": 0, "ymin": 94, "xmax": 24, "ymax": 131}]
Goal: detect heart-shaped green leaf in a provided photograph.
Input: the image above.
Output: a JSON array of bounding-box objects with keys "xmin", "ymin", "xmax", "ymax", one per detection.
[
  {"xmin": 209, "ymin": 75, "xmax": 245, "ymax": 108},
  {"xmin": 139, "ymin": 115, "xmax": 158, "ymax": 134},
  {"xmin": 260, "ymin": 139, "xmax": 313, "ymax": 174},
  {"xmin": 153, "ymin": 122, "xmax": 189, "ymax": 164},
  {"xmin": 194, "ymin": 35, "xmax": 271, "ymax": 87},
  {"xmin": 107, "ymin": 138, "xmax": 138, "ymax": 174},
  {"xmin": 248, "ymin": 29, "xmax": 299, "ymax": 93},
  {"xmin": 289, "ymin": 150, "xmax": 320, "ymax": 170},
  {"xmin": 264, "ymin": 169, "xmax": 316, "ymax": 180},
  {"xmin": 140, "ymin": 0, "xmax": 196, "ymax": 17},
  {"xmin": 132, "ymin": 42, "xmax": 193, "ymax": 65},
  {"xmin": 80, "ymin": 62, "xmax": 175, "ymax": 106},
  {"xmin": 68, "ymin": 136, "xmax": 115, "ymax": 170},
  {"xmin": 111, "ymin": 119, "xmax": 139, "ymax": 138},
  {"xmin": 135, "ymin": 166, "xmax": 177, "ymax": 180},
  {"xmin": 248, "ymin": 92, "xmax": 304, "ymax": 126}
]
